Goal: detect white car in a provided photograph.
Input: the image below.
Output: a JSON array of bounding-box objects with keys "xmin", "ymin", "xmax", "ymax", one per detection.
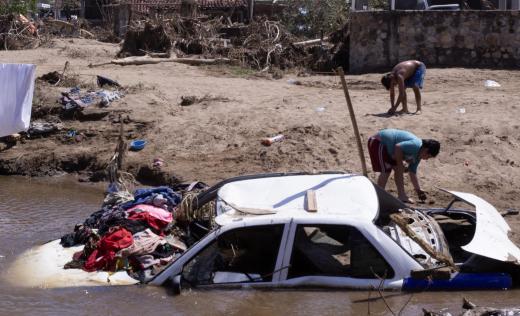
[
  {"xmin": 149, "ymin": 172, "xmax": 520, "ymax": 292},
  {"xmin": 8, "ymin": 172, "xmax": 519, "ymax": 291}
]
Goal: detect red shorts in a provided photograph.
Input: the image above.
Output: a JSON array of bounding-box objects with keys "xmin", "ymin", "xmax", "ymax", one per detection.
[{"xmin": 368, "ymin": 136, "xmax": 395, "ymax": 173}]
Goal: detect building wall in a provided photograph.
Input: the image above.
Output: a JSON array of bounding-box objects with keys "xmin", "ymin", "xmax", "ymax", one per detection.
[{"xmin": 349, "ymin": 10, "xmax": 520, "ymax": 73}]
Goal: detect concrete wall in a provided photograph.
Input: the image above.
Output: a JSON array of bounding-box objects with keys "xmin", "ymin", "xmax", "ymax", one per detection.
[{"xmin": 349, "ymin": 11, "xmax": 520, "ymax": 73}]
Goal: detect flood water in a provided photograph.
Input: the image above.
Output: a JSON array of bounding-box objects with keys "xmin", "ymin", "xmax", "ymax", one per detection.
[{"xmin": 1, "ymin": 176, "xmax": 519, "ymax": 316}]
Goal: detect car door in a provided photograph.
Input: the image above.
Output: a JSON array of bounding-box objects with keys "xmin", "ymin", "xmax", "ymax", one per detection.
[
  {"xmin": 278, "ymin": 219, "xmax": 403, "ymax": 290},
  {"xmin": 176, "ymin": 221, "xmax": 290, "ymax": 288}
]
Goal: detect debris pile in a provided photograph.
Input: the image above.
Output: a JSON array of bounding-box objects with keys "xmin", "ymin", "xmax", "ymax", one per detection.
[
  {"xmin": 0, "ymin": 14, "xmax": 39, "ymax": 50},
  {"xmin": 0, "ymin": 14, "xmax": 97, "ymax": 50},
  {"xmin": 60, "ymin": 183, "xmax": 212, "ymax": 282},
  {"xmin": 117, "ymin": 17, "xmax": 336, "ymax": 71},
  {"xmin": 117, "ymin": 22, "xmax": 172, "ymax": 58}
]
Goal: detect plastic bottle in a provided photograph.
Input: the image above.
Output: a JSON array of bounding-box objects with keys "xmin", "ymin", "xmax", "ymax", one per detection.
[{"xmin": 261, "ymin": 134, "xmax": 285, "ymax": 146}]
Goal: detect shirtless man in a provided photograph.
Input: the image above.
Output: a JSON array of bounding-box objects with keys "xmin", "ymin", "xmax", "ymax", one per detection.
[{"xmin": 381, "ymin": 60, "xmax": 426, "ymax": 115}]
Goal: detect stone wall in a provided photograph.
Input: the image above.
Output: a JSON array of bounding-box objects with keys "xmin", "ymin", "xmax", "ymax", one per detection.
[{"xmin": 349, "ymin": 11, "xmax": 520, "ymax": 73}]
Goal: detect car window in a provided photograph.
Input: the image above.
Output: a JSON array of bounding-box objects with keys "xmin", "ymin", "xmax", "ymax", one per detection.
[
  {"xmin": 182, "ymin": 224, "xmax": 284, "ymax": 285},
  {"xmin": 288, "ymin": 224, "xmax": 394, "ymax": 279}
]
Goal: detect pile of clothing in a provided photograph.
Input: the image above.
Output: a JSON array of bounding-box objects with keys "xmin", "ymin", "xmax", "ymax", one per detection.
[
  {"xmin": 61, "ymin": 186, "xmax": 190, "ymax": 282},
  {"xmin": 60, "ymin": 87, "xmax": 123, "ymax": 111}
]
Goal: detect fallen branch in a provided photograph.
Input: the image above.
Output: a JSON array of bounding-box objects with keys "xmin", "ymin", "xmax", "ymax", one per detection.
[
  {"xmin": 89, "ymin": 56, "xmax": 232, "ymax": 67},
  {"xmin": 293, "ymin": 37, "xmax": 329, "ymax": 47},
  {"xmin": 80, "ymin": 29, "xmax": 95, "ymax": 39}
]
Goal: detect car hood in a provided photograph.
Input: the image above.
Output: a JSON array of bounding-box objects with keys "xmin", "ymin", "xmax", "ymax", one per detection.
[{"xmin": 446, "ymin": 190, "xmax": 520, "ymax": 264}]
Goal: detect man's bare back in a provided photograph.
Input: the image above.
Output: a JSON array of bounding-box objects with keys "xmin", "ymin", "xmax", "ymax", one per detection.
[{"xmin": 391, "ymin": 60, "xmax": 421, "ymax": 80}]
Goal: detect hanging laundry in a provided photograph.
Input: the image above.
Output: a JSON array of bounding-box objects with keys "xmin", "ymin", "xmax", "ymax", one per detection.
[{"xmin": 0, "ymin": 63, "xmax": 36, "ymax": 137}]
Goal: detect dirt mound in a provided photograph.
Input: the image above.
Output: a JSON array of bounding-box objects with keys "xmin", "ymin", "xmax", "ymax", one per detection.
[{"xmin": 117, "ymin": 23, "xmax": 172, "ymax": 58}]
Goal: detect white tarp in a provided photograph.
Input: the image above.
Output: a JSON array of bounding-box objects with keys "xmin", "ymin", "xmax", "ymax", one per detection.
[{"xmin": 0, "ymin": 63, "xmax": 36, "ymax": 137}]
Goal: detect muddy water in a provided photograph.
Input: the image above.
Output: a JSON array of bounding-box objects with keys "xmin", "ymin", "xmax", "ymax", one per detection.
[{"xmin": 1, "ymin": 176, "xmax": 519, "ymax": 316}]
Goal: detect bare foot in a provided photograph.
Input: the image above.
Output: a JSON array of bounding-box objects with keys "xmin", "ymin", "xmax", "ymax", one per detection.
[
  {"xmin": 415, "ymin": 110, "xmax": 422, "ymax": 115},
  {"xmin": 397, "ymin": 110, "xmax": 411, "ymax": 115},
  {"xmin": 399, "ymin": 196, "xmax": 415, "ymax": 204}
]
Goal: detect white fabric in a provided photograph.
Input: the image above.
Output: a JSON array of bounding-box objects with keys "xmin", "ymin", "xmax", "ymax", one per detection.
[{"xmin": 0, "ymin": 63, "xmax": 36, "ymax": 137}]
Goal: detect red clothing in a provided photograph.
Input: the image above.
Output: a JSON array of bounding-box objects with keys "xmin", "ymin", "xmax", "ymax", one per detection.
[
  {"xmin": 127, "ymin": 211, "xmax": 170, "ymax": 233},
  {"xmin": 84, "ymin": 228, "xmax": 133, "ymax": 272},
  {"xmin": 368, "ymin": 136, "xmax": 395, "ymax": 173}
]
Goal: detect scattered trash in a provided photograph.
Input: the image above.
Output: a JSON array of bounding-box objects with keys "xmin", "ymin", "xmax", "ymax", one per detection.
[
  {"xmin": 97, "ymin": 75, "xmax": 121, "ymax": 88},
  {"xmin": 152, "ymin": 158, "xmax": 164, "ymax": 169},
  {"xmin": 179, "ymin": 94, "xmax": 231, "ymax": 107},
  {"xmin": 261, "ymin": 134, "xmax": 285, "ymax": 146},
  {"xmin": 61, "ymin": 87, "xmax": 123, "ymax": 110},
  {"xmin": 66, "ymin": 130, "xmax": 77, "ymax": 138},
  {"xmin": 287, "ymin": 79, "xmax": 302, "ymax": 85},
  {"xmin": 315, "ymin": 106, "xmax": 326, "ymax": 112},
  {"xmin": 457, "ymin": 107, "xmax": 466, "ymax": 114},
  {"xmin": 180, "ymin": 96, "xmax": 197, "ymax": 106},
  {"xmin": 97, "ymin": 90, "xmax": 122, "ymax": 107},
  {"xmin": 130, "ymin": 139, "xmax": 147, "ymax": 151},
  {"xmin": 484, "ymin": 80, "xmax": 501, "ymax": 88},
  {"xmin": 28, "ymin": 121, "xmax": 62, "ymax": 137},
  {"xmin": 39, "ymin": 71, "xmax": 62, "ymax": 85}
]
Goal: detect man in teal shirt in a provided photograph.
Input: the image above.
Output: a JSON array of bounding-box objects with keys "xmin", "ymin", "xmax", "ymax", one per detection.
[{"xmin": 367, "ymin": 129, "xmax": 440, "ymax": 203}]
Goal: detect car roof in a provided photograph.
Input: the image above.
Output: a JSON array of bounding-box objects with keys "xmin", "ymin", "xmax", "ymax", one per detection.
[{"xmin": 214, "ymin": 173, "xmax": 380, "ymax": 226}]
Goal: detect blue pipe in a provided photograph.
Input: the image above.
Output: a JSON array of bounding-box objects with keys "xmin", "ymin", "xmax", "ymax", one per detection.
[{"xmin": 403, "ymin": 273, "xmax": 512, "ymax": 291}]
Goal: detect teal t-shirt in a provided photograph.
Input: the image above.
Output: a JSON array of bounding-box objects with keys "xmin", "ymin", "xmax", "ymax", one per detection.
[{"xmin": 378, "ymin": 129, "xmax": 422, "ymax": 173}]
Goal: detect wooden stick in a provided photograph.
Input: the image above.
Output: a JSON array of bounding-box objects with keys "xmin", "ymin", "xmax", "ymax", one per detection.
[
  {"xmin": 292, "ymin": 37, "xmax": 329, "ymax": 47},
  {"xmin": 337, "ymin": 67, "xmax": 368, "ymax": 177},
  {"xmin": 306, "ymin": 190, "xmax": 317, "ymax": 212}
]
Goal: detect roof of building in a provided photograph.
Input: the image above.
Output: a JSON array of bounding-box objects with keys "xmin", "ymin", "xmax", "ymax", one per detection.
[{"xmin": 215, "ymin": 173, "xmax": 380, "ymax": 226}]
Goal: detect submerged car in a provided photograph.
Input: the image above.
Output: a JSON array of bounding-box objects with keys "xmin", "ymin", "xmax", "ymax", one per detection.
[
  {"xmin": 149, "ymin": 172, "xmax": 520, "ymax": 292},
  {"xmin": 8, "ymin": 172, "xmax": 520, "ymax": 291}
]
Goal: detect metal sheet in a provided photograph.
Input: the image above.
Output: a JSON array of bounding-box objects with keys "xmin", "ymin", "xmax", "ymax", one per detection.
[{"xmin": 446, "ymin": 190, "xmax": 520, "ymax": 264}]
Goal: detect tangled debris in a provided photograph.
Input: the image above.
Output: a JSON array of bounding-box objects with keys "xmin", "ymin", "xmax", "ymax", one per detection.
[
  {"xmin": 117, "ymin": 16, "xmax": 343, "ymax": 72},
  {"xmin": 117, "ymin": 23, "xmax": 172, "ymax": 58},
  {"xmin": 0, "ymin": 14, "xmax": 39, "ymax": 50}
]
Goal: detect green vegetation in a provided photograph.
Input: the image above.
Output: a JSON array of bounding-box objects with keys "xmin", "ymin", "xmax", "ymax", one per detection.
[
  {"xmin": 0, "ymin": 0, "xmax": 37, "ymax": 15},
  {"xmin": 280, "ymin": 0, "xmax": 350, "ymax": 37}
]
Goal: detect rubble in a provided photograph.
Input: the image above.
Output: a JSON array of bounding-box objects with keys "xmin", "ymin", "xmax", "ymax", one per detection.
[{"xmin": 114, "ymin": 16, "xmax": 340, "ymax": 72}]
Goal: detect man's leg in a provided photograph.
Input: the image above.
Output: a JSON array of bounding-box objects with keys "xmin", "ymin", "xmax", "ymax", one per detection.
[
  {"xmin": 413, "ymin": 86, "xmax": 422, "ymax": 114},
  {"xmin": 377, "ymin": 171, "xmax": 391, "ymax": 188}
]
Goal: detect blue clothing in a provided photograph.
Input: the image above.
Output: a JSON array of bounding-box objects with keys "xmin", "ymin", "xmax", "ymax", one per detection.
[
  {"xmin": 120, "ymin": 186, "xmax": 182, "ymax": 211},
  {"xmin": 404, "ymin": 62, "xmax": 426, "ymax": 89},
  {"xmin": 377, "ymin": 129, "xmax": 422, "ymax": 173}
]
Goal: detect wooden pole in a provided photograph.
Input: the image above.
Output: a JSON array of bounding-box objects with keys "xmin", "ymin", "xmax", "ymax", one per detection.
[{"xmin": 337, "ymin": 67, "xmax": 368, "ymax": 177}]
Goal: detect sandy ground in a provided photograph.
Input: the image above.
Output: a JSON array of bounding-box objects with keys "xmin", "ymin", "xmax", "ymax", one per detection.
[{"xmin": 1, "ymin": 38, "xmax": 519, "ymax": 241}]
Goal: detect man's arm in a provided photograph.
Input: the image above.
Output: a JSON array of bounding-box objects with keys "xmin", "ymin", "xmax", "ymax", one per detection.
[
  {"xmin": 409, "ymin": 172, "xmax": 427, "ymax": 201},
  {"xmin": 388, "ymin": 82, "xmax": 399, "ymax": 114},
  {"xmin": 396, "ymin": 74, "xmax": 408, "ymax": 112},
  {"xmin": 393, "ymin": 145, "xmax": 410, "ymax": 202}
]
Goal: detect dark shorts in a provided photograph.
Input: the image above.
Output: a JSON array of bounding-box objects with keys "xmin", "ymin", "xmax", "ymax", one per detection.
[
  {"xmin": 404, "ymin": 62, "xmax": 426, "ymax": 89},
  {"xmin": 368, "ymin": 137, "xmax": 395, "ymax": 173}
]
